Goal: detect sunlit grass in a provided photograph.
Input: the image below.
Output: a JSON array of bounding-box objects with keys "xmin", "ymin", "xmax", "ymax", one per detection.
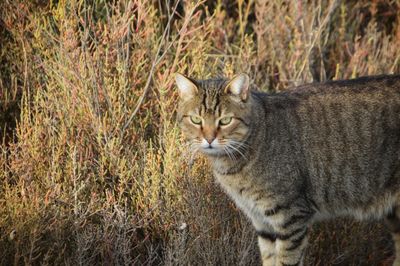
[{"xmin": 0, "ymin": 0, "xmax": 399, "ymax": 264}]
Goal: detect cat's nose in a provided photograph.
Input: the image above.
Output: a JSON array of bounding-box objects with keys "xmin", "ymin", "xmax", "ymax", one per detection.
[
  {"xmin": 203, "ymin": 125, "xmax": 216, "ymax": 144},
  {"xmin": 205, "ymin": 137, "xmax": 215, "ymax": 144}
]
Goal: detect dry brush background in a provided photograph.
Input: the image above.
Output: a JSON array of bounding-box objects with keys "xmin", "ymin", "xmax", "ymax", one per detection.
[{"xmin": 1, "ymin": 0, "xmax": 400, "ymax": 265}]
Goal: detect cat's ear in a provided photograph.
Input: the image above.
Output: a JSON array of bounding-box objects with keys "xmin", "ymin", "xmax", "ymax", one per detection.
[
  {"xmin": 224, "ymin": 73, "xmax": 250, "ymax": 101},
  {"xmin": 175, "ymin": 73, "xmax": 198, "ymax": 100}
]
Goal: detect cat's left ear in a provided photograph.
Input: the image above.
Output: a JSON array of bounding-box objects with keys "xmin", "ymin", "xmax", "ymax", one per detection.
[{"xmin": 224, "ymin": 73, "xmax": 250, "ymax": 101}]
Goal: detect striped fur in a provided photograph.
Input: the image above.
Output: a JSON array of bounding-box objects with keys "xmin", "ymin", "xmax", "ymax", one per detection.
[{"xmin": 176, "ymin": 74, "xmax": 400, "ymax": 266}]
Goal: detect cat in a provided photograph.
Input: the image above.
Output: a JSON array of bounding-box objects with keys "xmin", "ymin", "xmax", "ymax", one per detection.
[{"xmin": 175, "ymin": 72, "xmax": 400, "ymax": 266}]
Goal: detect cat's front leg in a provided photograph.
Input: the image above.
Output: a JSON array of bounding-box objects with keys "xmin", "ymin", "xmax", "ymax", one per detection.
[
  {"xmin": 275, "ymin": 227, "xmax": 308, "ymax": 266},
  {"xmin": 253, "ymin": 219, "xmax": 277, "ymax": 266},
  {"xmin": 256, "ymin": 230, "xmax": 277, "ymax": 266}
]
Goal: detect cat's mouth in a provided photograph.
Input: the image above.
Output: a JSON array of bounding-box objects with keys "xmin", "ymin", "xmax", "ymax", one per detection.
[
  {"xmin": 201, "ymin": 146, "xmax": 224, "ymax": 156},
  {"xmin": 196, "ymin": 138, "xmax": 248, "ymax": 160},
  {"xmin": 199, "ymin": 139, "xmax": 224, "ymax": 156}
]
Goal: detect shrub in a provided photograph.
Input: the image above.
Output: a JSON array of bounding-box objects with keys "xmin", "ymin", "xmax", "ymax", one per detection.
[{"xmin": 0, "ymin": 0, "xmax": 399, "ymax": 264}]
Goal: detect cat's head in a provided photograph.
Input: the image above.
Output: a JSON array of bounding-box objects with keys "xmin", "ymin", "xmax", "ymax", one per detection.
[{"xmin": 175, "ymin": 73, "xmax": 252, "ymax": 158}]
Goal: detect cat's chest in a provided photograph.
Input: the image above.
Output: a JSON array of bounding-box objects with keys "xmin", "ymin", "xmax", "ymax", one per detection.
[
  {"xmin": 215, "ymin": 172, "xmax": 254, "ymax": 206},
  {"xmin": 214, "ymin": 172, "xmax": 277, "ymax": 225}
]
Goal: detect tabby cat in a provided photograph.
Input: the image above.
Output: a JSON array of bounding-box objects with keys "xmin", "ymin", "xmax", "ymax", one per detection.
[{"xmin": 175, "ymin": 73, "xmax": 400, "ymax": 266}]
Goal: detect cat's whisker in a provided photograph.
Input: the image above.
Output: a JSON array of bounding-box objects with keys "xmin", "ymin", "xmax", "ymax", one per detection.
[
  {"xmin": 228, "ymin": 139, "xmax": 249, "ymax": 146},
  {"xmin": 222, "ymin": 145, "xmax": 233, "ymax": 161},
  {"xmin": 189, "ymin": 146, "xmax": 200, "ymax": 165},
  {"xmin": 232, "ymin": 141, "xmax": 249, "ymax": 152},
  {"xmin": 225, "ymin": 142, "xmax": 248, "ymax": 160},
  {"xmin": 224, "ymin": 145, "xmax": 238, "ymax": 163},
  {"xmin": 223, "ymin": 146, "xmax": 232, "ymax": 161},
  {"xmin": 190, "ymin": 144, "xmax": 202, "ymax": 160},
  {"xmin": 181, "ymin": 141, "xmax": 202, "ymax": 165},
  {"xmin": 230, "ymin": 146, "xmax": 246, "ymax": 161},
  {"xmin": 230, "ymin": 146, "xmax": 240, "ymax": 163},
  {"xmin": 228, "ymin": 140, "xmax": 251, "ymax": 152}
]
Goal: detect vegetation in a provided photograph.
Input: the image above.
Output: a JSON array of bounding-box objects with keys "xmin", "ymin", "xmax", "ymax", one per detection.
[{"xmin": 0, "ymin": 0, "xmax": 399, "ymax": 264}]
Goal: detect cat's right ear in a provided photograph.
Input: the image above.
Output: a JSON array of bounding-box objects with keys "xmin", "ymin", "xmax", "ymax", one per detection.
[
  {"xmin": 224, "ymin": 73, "xmax": 250, "ymax": 101},
  {"xmin": 175, "ymin": 73, "xmax": 198, "ymax": 100}
]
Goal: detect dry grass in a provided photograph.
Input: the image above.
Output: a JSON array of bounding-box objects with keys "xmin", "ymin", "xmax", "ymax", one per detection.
[{"xmin": 0, "ymin": 0, "xmax": 400, "ymax": 265}]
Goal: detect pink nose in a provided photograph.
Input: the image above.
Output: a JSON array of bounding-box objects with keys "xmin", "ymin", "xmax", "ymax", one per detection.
[{"xmin": 205, "ymin": 137, "xmax": 215, "ymax": 144}]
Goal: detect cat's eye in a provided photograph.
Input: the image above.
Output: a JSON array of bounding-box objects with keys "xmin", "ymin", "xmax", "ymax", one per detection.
[
  {"xmin": 190, "ymin": 116, "xmax": 202, "ymax": 125},
  {"xmin": 219, "ymin": 117, "xmax": 233, "ymax": 126}
]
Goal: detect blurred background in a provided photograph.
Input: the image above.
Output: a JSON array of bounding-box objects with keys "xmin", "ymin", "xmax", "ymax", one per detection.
[{"xmin": 0, "ymin": 0, "xmax": 399, "ymax": 265}]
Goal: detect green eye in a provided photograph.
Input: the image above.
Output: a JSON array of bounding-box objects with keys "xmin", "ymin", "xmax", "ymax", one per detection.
[
  {"xmin": 219, "ymin": 117, "xmax": 232, "ymax": 126},
  {"xmin": 190, "ymin": 116, "xmax": 202, "ymax": 125}
]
